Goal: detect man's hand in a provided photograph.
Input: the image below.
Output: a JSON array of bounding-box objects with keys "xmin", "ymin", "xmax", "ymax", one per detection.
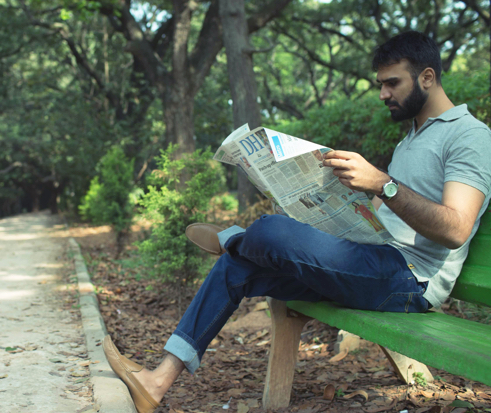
[{"xmin": 323, "ymin": 150, "xmax": 389, "ymax": 195}]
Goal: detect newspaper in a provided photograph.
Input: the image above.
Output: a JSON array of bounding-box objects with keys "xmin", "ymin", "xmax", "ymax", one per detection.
[{"xmin": 214, "ymin": 125, "xmax": 394, "ymax": 245}]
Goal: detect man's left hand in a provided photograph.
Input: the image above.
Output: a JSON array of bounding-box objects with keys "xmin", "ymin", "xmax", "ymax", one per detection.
[{"xmin": 323, "ymin": 150, "xmax": 388, "ymax": 194}]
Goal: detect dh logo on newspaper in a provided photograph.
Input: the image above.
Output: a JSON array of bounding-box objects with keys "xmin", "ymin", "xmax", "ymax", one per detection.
[{"xmin": 239, "ymin": 135, "xmax": 265, "ymax": 156}]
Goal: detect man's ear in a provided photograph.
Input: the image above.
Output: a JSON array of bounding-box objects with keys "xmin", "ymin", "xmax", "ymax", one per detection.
[{"xmin": 421, "ymin": 68, "xmax": 436, "ymax": 89}]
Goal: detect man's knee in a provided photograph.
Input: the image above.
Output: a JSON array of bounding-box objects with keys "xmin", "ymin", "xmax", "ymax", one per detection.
[{"xmin": 247, "ymin": 214, "xmax": 294, "ymax": 248}]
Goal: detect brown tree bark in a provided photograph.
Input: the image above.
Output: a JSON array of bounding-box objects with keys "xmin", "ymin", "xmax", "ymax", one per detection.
[
  {"xmin": 219, "ymin": 0, "xmax": 262, "ymax": 211},
  {"xmin": 219, "ymin": 0, "xmax": 293, "ymax": 211}
]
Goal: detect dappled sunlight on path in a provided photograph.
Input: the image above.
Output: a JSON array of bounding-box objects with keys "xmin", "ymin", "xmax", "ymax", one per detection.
[{"xmin": 0, "ymin": 211, "xmax": 94, "ymax": 412}]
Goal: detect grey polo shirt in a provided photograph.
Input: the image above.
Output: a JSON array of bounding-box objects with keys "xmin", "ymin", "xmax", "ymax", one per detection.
[{"xmin": 377, "ymin": 104, "xmax": 491, "ymax": 308}]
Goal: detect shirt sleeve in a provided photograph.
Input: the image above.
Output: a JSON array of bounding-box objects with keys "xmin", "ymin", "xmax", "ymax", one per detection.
[{"xmin": 444, "ymin": 126, "xmax": 491, "ymax": 195}]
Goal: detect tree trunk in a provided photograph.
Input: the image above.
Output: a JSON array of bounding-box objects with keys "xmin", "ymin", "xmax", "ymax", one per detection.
[
  {"xmin": 164, "ymin": 0, "xmax": 196, "ymax": 155},
  {"xmin": 31, "ymin": 188, "xmax": 41, "ymax": 212},
  {"xmin": 219, "ymin": 0, "xmax": 262, "ymax": 212},
  {"xmin": 163, "ymin": 87, "xmax": 196, "ymax": 154}
]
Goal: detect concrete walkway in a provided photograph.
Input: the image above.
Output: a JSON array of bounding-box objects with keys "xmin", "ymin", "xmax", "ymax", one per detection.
[{"xmin": 0, "ymin": 212, "xmax": 134, "ymax": 413}]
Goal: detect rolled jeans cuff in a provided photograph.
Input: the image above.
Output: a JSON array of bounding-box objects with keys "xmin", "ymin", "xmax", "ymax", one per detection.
[
  {"xmin": 218, "ymin": 225, "xmax": 245, "ymax": 248},
  {"xmin": 164, "ymin": 333, "xmax": 200, "ymax": 375}
]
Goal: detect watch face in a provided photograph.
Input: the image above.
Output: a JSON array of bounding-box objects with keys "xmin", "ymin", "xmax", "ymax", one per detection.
[{"xmin": 384, "ymin": 182, "xmax": 398, "ymax": 197}]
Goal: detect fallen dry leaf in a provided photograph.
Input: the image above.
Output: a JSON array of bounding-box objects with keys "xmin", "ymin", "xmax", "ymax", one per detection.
[
  {"xmin": 227, "ymin": 388, "xmax": 246, "ymax": 397},
  {"xmin": 237, "ymin": 402, "xmax": 249, "ymax": 413},
  {"xmin": 252, "ymin": 301, "xmax": 269, "ymax": 311},
  {"xmin": 71, "ymin": 371, "xmax": 89, "ymax": 377},
  {"xmin": 441, "ymin": 391, "xmax": 456, "ymax": 401},
  {"xmin": 409, "ymin": 392, "xmax": 424, "ymax": 406},
  {"xmin": 328, "ymin": 349, "xmax": 348, "ymax": 363},
  {"xmin": 363, "ymin": 397, "xmax": 397, "ymax": 412},
  {"xmin": 415, "ymin": 407, "xmax": 434, "ymax": 413},
  {"xmin": 343, "ymin": 390, "xmax": 369, "ymax": 401},
  {"xmin": 245, "ymin": 398, "xmax": 259, "ymax": 408},
  {"xmin": 323, "ymin": 384, "xmax": 335, "ymax": 401}
]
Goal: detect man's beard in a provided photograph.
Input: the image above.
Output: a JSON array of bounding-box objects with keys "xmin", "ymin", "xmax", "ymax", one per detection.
[{"xmin": 385, "ymin": 80, "xmax": 429, "ymax": 121}]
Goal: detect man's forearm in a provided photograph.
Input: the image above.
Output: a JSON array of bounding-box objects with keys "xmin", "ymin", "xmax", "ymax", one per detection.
[{"xmin": 383, "ymin": 183, "xmax": 471, "ymax": 249}]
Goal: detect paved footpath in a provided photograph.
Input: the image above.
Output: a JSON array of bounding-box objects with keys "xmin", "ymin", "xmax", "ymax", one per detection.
[{"xmin": 0, "ymin": 211, "xmax": 134, "ymax": 413}]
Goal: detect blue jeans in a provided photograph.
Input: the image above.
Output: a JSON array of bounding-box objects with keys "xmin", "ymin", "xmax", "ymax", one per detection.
[{"xmin": 164, "ymin": 215, "xmax": 428, "ymax": 373}]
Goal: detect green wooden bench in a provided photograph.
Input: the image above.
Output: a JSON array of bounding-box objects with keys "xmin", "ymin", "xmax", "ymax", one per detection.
[{"xmin": 262, "ymin": 206, "xmax": 491, "ymax": 409}]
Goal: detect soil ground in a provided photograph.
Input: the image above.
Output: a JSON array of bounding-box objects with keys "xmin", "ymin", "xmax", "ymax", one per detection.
[
  {"xmin": 69, "ymin": 217, "xmax": 491, "ymax": 413},
  {"xmin": 0, "ymin": 211, "xmax": 95, "ymax": 413}
]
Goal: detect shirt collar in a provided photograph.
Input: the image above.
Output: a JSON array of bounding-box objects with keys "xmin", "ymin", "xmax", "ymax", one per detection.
[
  {"xmin": 412, "ymin": 104, "xmax": 469, "ymax": 131},
  {"xmin": 431, "ymin": 104, "xmax": 469, "ymax": 122}
]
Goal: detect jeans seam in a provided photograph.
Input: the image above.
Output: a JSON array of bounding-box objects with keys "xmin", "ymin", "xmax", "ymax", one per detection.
[
  {"xmin": 376, "ymin": 294, "xmax": 394, "ymax": 311},
  {"xmin": 196, "ymin": 298, "xmax": 232, "ymax": 346},
  {"xmin": 405, "ymin": 292, "xmax": 413, "ymax": 313}
]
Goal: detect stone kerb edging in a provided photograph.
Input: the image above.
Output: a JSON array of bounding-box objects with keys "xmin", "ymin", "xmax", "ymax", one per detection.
[{"xmin": 69, "ymin": 238, "xmax": 137, "ymax": 413}]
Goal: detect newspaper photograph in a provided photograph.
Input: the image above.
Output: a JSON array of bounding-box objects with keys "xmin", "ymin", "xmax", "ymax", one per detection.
[{"xmin": 213, "ymin": 124, "xmax": 394, "ymax": 245}]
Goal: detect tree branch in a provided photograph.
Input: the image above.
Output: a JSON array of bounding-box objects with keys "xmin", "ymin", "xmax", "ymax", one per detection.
[
  {"xmin": 291, "ymin": 16, "xmax": 366, "ymax": 51},
  {"xmin": 247, "ymin": 0, "xmax": 294, "ymax": 34},
  {"xmin": 0, "ymin": 162, "xmax": 22, "ymax": 175},
  {"xmin": 20, "ymin": 1, "xmax": 123, "ymax": 112},
  {"xmin": 276, "ymin": 25, "xmax": 376, "ymax": 87},
  {"xmin": 460, "ymin": 0, "xmax": 490, "ymax": 26}
]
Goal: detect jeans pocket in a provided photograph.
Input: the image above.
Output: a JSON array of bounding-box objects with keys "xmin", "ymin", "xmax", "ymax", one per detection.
[{"xmin": 376, "ymin": 291, "xmax": 429, "ymax": 313}]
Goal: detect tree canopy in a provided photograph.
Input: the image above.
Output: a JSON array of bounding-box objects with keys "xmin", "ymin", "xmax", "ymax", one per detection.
[{"xmin": 0, "ymin": 0, "xmax": 489, "ymax": 216}]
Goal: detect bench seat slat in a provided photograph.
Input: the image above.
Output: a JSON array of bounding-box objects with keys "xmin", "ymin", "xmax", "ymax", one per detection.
[{"xmin": 287, "ymin": 300, "xmax": 491, "ymax": 386}]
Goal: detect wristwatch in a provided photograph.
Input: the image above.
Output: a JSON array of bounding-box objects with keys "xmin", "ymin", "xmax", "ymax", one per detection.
[{"xmin": 380, "ymin": 177, "xmax": 399, "ymax": 200}]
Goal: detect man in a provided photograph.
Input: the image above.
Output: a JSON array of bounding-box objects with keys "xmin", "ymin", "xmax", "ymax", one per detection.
[{"xmin": 103, "ymin": 31, "xmax": 491, "ymax": 413}]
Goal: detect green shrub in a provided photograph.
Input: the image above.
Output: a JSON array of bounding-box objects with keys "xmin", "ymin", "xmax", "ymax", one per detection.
[
  {"xmin": 79, "ymin": 146, "xmax": 135, "ymax": 243},
  {"xmin": 79, "ymin": 175, "xmax": 105, "ymax": 223},
  {"xmin": 216, "ymin": 192, "xmax": 239, "ymax": 211},
  {"xmin": 137, "ymin": 144, "xmax": 226, "ymax": 284}
]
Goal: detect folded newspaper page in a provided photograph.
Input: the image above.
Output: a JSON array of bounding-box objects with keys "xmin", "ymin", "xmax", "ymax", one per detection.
[{"xmin": 214, "ymin": 125, "xmax": 394, "ymax": 245}]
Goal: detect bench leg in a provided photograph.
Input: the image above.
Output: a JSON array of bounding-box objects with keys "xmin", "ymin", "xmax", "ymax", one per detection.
[
  {"xmin": 379, "ymin": 346, "xmax": 434, "ymax": 384},
  {"xmin": 262, "ymin": 298, "xmax": 311, "ymax": 410}
]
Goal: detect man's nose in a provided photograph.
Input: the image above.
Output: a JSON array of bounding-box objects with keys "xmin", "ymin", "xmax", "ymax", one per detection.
[{"xmin": 379, "ymin": 86, "xmax": 391, "ymax": 101}]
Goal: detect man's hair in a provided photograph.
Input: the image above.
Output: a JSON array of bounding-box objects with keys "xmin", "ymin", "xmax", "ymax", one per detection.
[{"xmin": 372, "ymin": 31, "xmax": 442, "ymax": 84}]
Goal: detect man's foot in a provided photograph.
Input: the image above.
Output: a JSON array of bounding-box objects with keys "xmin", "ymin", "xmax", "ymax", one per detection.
[
  {"xmin": 103, "ymin": 335, "xmax": 159, "ymax": 413},
  {"xmin": 185, "ymin": 223, "xmax": 225, "ymax": 255}
]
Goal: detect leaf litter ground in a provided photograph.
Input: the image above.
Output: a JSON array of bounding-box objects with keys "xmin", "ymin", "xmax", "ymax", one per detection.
[{"xmin": 69, "ymin": 222, "xmax": 491, "ymax": 413}]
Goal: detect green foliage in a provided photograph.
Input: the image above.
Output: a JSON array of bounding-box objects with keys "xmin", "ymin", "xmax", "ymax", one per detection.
[
  {"xmin": 137, "ymin": 145, "xmax": 226, "ymax": 284},
  {"xmin": 335, "ymin": 389, "xmax": 345, "ymax": 397},
  {"xmin": 443, "ymin": 70, "xmax": 490, "ymax": 125},
  {"xmin": 79, "ymin": 176, "xmax": 104, "ymax": 222},
  {"xmin": 412, "ymin": 371, "xmax": 428, "ymax": 387},
  {"xmin": 79, "ymin": 146, "xmax": 135, "ymax": 234},
  {"xmin": 214, "ymin": 193, "xmax": 239, "ymax": 211}
]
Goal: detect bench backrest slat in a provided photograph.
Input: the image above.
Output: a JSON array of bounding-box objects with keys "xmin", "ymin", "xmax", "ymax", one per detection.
[{"xmin": 450, "ymin": 207, "xmax": 491, "ymax": 307}]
